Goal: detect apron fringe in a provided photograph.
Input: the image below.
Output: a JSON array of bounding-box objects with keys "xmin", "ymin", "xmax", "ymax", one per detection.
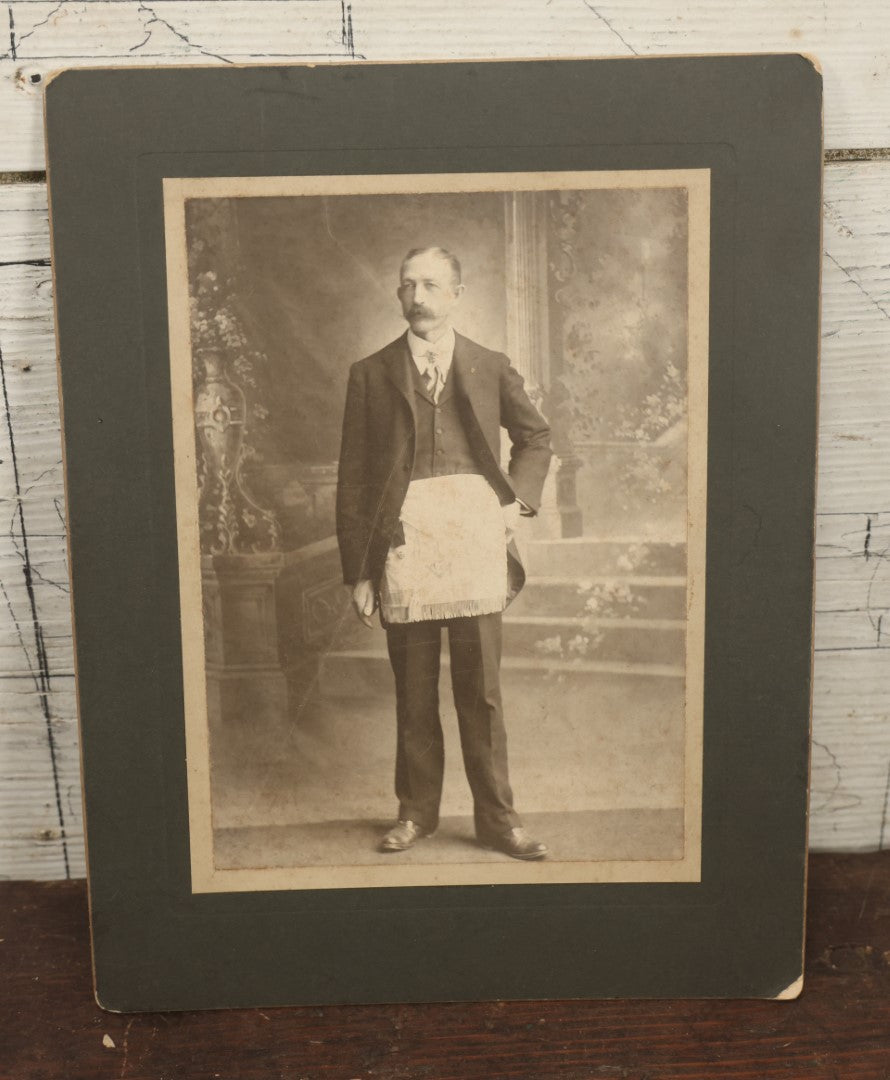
[{"xmin": 384, "ymin": 595, "xmax": 507, "ymax": 624}]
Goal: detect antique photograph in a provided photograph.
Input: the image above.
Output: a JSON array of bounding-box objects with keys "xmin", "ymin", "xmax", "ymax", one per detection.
[{"xmin": 163, "ymin": 169, "xmax": 710, "ymax": 892}]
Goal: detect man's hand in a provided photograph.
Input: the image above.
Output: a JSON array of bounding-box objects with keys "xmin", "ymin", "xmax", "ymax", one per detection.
[
  {"xmin": 502, "ymin": 500, "xmax": 522, "ymax": 542},
  {"xmin": 351, "ymin": 579, "xmax": 377, "ymax": 628}
]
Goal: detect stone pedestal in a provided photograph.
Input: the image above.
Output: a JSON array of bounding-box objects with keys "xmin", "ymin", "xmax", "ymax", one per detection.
[
  {"xmin": 275, "ymin": 536, "xmax": 358, "ymax": 702},
  {"xmin": 202, "ymin": 552, "xmax": 289, "ymax": 765}
]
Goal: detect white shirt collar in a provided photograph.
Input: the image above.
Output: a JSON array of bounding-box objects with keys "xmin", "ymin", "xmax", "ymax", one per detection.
[{"xmin": 407, "ymin": 326, "xmax": 455, "ymax": 376}]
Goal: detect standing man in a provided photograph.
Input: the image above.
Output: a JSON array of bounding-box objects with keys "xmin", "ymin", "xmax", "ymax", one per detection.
[{"xmin": 336, "ymin": 246, "xmax": 552, "ymax": 860}]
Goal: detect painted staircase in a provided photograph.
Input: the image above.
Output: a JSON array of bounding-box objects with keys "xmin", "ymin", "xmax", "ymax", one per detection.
[{"xmin": 318, "ymin": 537, "xmax": 687, "ymax": 698}]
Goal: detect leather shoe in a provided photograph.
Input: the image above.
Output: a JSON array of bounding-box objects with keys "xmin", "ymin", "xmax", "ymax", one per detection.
[
  {"xmin": 479, "ymin": 826, "xmax": 548, "ymax": 860},
  {"xmin": 379, "ymin": 819, "xmax": 433, "ymax": 852}
]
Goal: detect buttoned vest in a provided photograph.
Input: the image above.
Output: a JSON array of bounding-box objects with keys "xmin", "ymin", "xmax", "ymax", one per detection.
[{"xmin": 410, "ymin": 362, "xmax": 484, "ymax": 480}]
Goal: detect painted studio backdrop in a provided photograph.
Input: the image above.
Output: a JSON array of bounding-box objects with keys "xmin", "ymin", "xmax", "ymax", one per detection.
[{"xmin": 181, "ymin": 182, "xmax": 697, "ymax": 880}]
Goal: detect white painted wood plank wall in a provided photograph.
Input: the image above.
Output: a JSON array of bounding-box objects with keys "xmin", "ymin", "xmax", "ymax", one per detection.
[
  {"xmin": 0, "ymin": 0, "xmax": 889, "ymax": 169},
  {"xmin": 0, "ymin": 0, "xmax": 887, "ymax": 878}
]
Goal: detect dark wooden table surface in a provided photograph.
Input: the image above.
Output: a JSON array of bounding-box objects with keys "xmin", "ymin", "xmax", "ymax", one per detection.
[{"xmin": 3, "ymin": 852, "xmax": 890, "ymax": 1080}]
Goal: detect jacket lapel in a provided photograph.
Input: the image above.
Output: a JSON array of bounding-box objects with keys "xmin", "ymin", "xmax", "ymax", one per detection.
[
  {"xmin": 451, "ymin": 333, "xmax": 504, "ymax": 480},
  {"xmin": 382, "ymin": 332, "xmax": 417, "ymax": 423},
  {"xmin": 450, "ymin": 332, "xmax": 478, "ymax": 412}
]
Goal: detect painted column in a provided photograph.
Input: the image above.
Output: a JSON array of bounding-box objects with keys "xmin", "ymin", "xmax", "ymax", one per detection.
[
  {"xmin": 503, "ymin": 191, "xmax": 563, "ymax": 539},
  {"xmin": 503, "ymin": 190, "xmax": 583, "ymax": 539}
]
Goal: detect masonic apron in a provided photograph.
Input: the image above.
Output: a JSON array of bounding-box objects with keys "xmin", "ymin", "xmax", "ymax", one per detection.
[{"xmin": 380, "ymin": 474, "xmax": 509, "ymax": 624}]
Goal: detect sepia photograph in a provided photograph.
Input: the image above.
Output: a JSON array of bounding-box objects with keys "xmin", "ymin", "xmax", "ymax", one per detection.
[{"xmin": 163, "ymin": 169, "xmax": 710, "ymax": 892}]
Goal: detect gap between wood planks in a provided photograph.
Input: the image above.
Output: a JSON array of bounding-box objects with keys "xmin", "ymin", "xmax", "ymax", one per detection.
[{"xmin": 1, "ymin": 147, "xmax": 889, "ymax": 189}]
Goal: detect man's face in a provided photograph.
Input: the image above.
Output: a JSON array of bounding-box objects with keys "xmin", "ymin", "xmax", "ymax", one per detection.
[{"xmin": 397, "ymin": 252, "xmax": 463, "ymax": 338}]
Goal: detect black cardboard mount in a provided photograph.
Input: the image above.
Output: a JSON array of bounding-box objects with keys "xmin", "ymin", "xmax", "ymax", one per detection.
[{"xmin": 45, "ymin": 55, "xmax": 822, "ymax": 1010}]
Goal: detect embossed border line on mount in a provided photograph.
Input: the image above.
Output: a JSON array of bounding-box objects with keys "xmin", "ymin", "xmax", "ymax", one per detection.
[{"xmin": 162, "ymin": 168, "xmax": 710, "ymax": 894}]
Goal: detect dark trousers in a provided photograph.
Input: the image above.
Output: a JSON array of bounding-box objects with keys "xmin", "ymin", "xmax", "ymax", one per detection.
[{"xmin": 384, "ymin": 612, "xmax": 520, "ymax": 838}]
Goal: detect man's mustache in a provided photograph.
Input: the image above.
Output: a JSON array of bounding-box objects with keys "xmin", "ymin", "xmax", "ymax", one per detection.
[{"xmin": 408, "ymin": 306, "xmax": 433, "ymax": 319}]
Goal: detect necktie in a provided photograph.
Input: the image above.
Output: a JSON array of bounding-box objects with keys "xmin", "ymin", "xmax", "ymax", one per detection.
[{"xmin": 423, "ymin": 351, "xmax": 442, "ymax": 402}]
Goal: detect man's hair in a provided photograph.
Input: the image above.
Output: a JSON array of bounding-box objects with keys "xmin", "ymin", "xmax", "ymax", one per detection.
[{"xmin": 400, "ymin": 246, "xmax": 462, "ymax": 289}]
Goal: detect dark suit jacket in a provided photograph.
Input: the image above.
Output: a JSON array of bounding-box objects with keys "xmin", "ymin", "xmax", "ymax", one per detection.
[{"xmin": 336, "ymin": 329, "xmax": 552, "ymax": 603}]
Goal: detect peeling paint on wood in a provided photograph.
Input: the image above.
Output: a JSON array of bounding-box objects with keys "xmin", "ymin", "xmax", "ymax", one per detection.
[
  {"xmin": 810, "ymin": 162, "xmax": 890, "ymax": 850},
  {"xmin": 0, "ymin": 1, "xmax": 889, "ymax": 168}
]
